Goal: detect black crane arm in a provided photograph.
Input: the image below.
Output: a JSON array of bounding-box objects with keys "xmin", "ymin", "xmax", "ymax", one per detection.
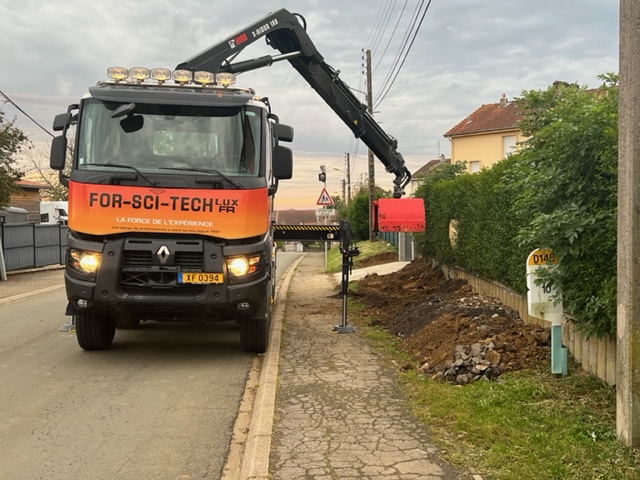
[{"xmin": 176, "ymin": 9, "xmax": 411, "ymax": 197}]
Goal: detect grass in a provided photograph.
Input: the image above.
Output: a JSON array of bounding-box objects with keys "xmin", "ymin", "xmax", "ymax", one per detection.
[
  {"xmin": 324, "ymin": 240, "xmax": 640, "ymax": 477},
  {"xmin": 325, "ymin": 239, "xmax": 397, "ymax": 273},
  {"xmin": 351, "ymin": 313, "xmax": 640, "ymax": 480}
]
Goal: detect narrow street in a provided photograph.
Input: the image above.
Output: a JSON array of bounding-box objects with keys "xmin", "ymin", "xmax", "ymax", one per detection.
[{"xmin": 0, "ymin": 276, "xmax": 252, "ymax": 479}]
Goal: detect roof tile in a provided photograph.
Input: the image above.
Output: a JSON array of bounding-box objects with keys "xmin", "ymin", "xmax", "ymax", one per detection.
[{"xmin": 445, "ymin": 100, "xmax": 522, "ymax": 137}]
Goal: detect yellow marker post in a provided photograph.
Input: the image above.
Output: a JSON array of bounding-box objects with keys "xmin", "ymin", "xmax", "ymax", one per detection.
[{"xmin": 526, "ymin": 249, "xmax": 567, "ymax": 375}]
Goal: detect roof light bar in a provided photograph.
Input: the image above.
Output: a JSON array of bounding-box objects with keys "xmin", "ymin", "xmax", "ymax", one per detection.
[{"xmin": 105, "ymin": 66, "xmax": 240, "ymax": 89}]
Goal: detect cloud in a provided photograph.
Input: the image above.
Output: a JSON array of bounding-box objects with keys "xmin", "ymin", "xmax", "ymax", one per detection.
[{"xmin": 1, "ymin": 0, "xmax": 619, "ymax": 208}]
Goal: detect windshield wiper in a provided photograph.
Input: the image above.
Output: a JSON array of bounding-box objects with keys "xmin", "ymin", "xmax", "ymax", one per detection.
[
  {"xmin": 88, "ymin": 163, "xmax": 158, "ymax": 186},
  {"xmin": 158, "ymin": 167, "xmax": 241, "ymax": 189}
]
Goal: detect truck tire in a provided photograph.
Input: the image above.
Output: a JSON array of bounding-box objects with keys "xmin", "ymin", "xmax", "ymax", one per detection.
[
  {"xmin": 240, "ymin": 283, "xmax": 272, "ymax": 354},
  {"xmin": 75, "ymin": 313, "xmax": 116, "ymax": 350}
]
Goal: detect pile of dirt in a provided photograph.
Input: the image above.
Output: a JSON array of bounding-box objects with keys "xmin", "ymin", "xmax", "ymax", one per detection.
[{"xmin": 353, "ymin": 256, "xmax": 551, "ymax": 383}]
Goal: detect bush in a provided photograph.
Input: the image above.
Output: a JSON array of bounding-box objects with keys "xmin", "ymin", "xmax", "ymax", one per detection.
[{"xmin": 415, "ymin": 75, "xmax": 619, "ymax": 338}]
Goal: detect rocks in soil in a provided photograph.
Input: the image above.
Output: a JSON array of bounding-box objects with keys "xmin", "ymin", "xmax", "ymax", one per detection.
[
  {"xmin": 355, "ymin": 258, "xmax": 552, "ymax": 385},
  {"xmin": 421, "ymin": 342, "xmax": 503, "ymax": 384}
]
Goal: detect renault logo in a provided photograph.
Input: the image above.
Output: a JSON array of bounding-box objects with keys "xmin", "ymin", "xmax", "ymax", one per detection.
[{"xmin": 157, "ymin": 245, "xmax": 171, "ymax": 264}]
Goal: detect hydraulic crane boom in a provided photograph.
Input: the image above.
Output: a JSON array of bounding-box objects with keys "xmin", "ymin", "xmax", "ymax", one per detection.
[{"xmin": 176, "ymin": 8, "xmax": 412, "ymax": 198}]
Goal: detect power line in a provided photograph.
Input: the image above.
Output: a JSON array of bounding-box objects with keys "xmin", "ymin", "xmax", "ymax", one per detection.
[
  {"xmin": 364, "ymin": 0, "xmax": 392, "ymax": 53},
  {"xmin": 370, "ymin": 0, "xmax": 397, "ymax": 59},
  {"xmin": 374, "ymin": 0, "xmax": 432, "ymax": 109},
  {"xmin": 373, "ymin": 0, "xmax": 409, "ymax": 74},
  {"xmin": 371, "ymin": 0, "xmax": 424, "ymax": 106},
  {"xmin": 0, "ymin": 90, "xmax": 54, "ymax": 138}
]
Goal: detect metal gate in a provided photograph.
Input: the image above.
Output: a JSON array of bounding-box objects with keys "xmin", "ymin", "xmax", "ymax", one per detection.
[{"xmin": 0, "ymin": 223, "xmax": 67, "ymax": 272}]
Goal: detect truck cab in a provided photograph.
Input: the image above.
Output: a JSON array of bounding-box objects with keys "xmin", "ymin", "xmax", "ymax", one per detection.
[{"xmin": 50, "ymin": 67, "xmax": 293, "ymax": 353}]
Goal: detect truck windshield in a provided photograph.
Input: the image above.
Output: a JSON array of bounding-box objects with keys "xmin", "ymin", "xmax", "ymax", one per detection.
[{"xmin": 76, "ymin": 99, "xmax": 262, "ymax": 177}]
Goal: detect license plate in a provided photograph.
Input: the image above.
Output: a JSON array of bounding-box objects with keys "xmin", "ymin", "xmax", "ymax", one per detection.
[{"xmin": 178, "ymin": 272, "xmax": 223, "ymax": 284}]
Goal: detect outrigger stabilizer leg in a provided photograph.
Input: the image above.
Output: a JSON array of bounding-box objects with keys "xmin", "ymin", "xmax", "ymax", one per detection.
[{"xmin": 333, "ymin": 220, "xmax": 360, "ymax": 334}]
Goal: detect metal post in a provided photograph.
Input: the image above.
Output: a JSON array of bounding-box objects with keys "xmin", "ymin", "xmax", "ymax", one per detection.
[
  {"xmin": 333, "ymin": 220, "xmax": 358, "ymax": 334},
  {"xmin": 0, "ymin": 236, "xmax": 7, "ymax": 281},
  {"xmin": 346, "ymin": 152, "xmax": 351, "ymax": 204},
  {"xmin": 617, "ymin": 0, "xmax": 640, "ymax": 448},
  {"xmin": 366, "ymin": 50, "xmax": 375, "ymax": 241}
]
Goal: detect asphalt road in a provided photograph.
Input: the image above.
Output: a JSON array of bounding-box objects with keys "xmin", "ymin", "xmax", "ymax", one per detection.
[{"xmin": 0, "ymin": 252, "xmax": 301, "ymax": 480}]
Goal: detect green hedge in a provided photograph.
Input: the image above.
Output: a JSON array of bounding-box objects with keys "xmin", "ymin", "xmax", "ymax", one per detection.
[{"xmin": 414, "ymin": 75, "xmax": 618, "ymax": 338}]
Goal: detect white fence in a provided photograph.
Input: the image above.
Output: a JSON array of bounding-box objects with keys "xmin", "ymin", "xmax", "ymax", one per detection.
[{"xmin": 442, "ymin": 265, "xmax": 616, "ymax": 386}]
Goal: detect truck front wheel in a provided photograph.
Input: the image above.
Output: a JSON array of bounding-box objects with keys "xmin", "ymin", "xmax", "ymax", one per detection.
[
  {"xmin": 240, "ymin": 284, "xmax": 272, "ymax": 354},
  {"xmin": 75, "ymin": 313, "xmax": 116, "ymax": 350}
]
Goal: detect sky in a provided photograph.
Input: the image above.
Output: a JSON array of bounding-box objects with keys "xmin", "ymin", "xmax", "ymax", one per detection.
[{"xmin": 0, "ymin": 0, "xmax": 619, "ymax": 210}]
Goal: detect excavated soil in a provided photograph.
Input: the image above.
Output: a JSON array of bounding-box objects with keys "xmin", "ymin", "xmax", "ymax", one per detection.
[{"xmin": 352, "ymin": 256, "xmax": 551, "ymax": 382}]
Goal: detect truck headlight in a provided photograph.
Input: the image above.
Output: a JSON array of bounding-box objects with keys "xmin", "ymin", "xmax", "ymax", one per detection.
[
  {"xmin": 226, "ymin": 255, "xmax": 261, "ymax": 278},
  {"xmin": 69, "ymin": 249, "xmax": 102, "ymax": 274}
]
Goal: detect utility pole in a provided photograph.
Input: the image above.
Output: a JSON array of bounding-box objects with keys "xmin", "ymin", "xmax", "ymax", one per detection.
[
  {"xmin": 366, "ymin": 49, "xmax": 375, "ymax": 241},
  {"xmin": 346, "ymin": 152, "xmax": 351, "ymax": 204},
  {"xmin": 617, "ymin": 0, "xmax": 640, "ymax": 448}
]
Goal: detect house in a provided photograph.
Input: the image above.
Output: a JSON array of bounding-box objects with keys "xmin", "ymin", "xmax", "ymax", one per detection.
[
  {"xmin": 409, "ymin": 155, "xmax": 450, "ymax": 194},
  {"xmin": 10, "ymin": 180, "xmax": 51, "ymax": 223},
  {"xmin": 444, "ymin": 94, "xmax": 524, "ymax": 172}
]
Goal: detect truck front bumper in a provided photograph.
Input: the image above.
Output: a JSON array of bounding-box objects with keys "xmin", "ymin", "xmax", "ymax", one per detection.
[{"xmin": 64, "ymin": 233, "xmax": 271, "ymax": 321}]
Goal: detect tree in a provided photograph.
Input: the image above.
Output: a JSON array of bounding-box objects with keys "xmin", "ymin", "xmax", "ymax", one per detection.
[
  {"xmin": 411, "ymin": 76, "xmax": 618, "ymax": 338},
  {"xmin": 0, "ymin": 109, "xmax": 28, "ymax": 207},
  {"xmin": 345, "ymin": 183, "xmax": 390, "ymax": 242},
  {"xmin": 329, "ymin": 194, "xmax": 347, "ymax": 222},
  {"xmin": 23, "ymin": 147, "xmax": 69, "ymax": 201},
  {"xmin": 508, "ymin": 74, "xmax": 619, "ymax": 337}
]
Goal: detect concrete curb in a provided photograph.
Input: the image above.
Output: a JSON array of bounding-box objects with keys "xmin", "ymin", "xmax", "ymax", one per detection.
[
  {"xmin": 239, "ymin": 254, "xmax": 305, "ymax": 480},
  {"xmin": 0, "ymin": 284, "xmax": 65, "ymax": 306}
]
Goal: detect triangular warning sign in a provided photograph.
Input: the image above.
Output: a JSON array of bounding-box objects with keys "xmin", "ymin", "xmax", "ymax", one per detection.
[{"xmin": 316, "ymin": 188, "xmax": 334, "ymax": 205}]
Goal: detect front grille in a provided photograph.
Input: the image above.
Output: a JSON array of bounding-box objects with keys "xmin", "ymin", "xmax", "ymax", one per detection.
[
  {"xmin": 119, "ymin": 238, "xmax": 206, "ymax": 295},
  {"xmin": 123, "ymin": 250, "xmax": 153, "ymax": 267},
  {"xmin": 175, "ymin": 251, "xmax": 203, "ymax": 269}
]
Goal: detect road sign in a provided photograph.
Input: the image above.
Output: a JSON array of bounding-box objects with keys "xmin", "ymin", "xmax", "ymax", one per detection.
[
  {"xmin": 316, "ymin": 188, "xmax": 333, "ymax": 205},
  {"xmin": 316, "ymin": 208, "xmax": 334, "ymax": 217}
]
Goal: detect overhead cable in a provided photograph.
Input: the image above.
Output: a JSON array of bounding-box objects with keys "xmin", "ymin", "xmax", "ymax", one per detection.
[
  {"xmin": 370, "ymin": 0, "xmax": 397, "ymax": 59},
  {"xmin": 374, "ymin": 0, "xmax": 432, "ymax": 109},
  {"xmin": 373, "ymin": 0, "xmax": 409, "ymax": 74},
  {"xmin": 0, "ymin": 90, "xmax": 54, "ymax": 138}
]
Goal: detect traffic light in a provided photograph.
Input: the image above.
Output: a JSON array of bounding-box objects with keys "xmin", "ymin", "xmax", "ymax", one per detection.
[{"xmin": 318, "ymin": 165, "xmax": 326, "ymax": 183}]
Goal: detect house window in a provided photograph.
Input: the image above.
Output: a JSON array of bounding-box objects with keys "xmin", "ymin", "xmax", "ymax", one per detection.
[
  {"xmin": 503, "ymin": 135, "xmax": 516, "ymax": 158},
  {"xmin": 469, "ymin": 160, "xmax": 480, "ymax": 173}
]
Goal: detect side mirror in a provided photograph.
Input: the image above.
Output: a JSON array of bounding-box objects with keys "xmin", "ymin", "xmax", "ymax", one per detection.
[
  {"xmin": 275, "ymin": 123, "xmax": 294, "ymax": 143},
  {"xmin": 50, "ymin": 135, "xmax": 67, "ymax": 170},
  {"xmin": 273, "ymin": 145, "xmax": 293, "ymax": 180},
  {"xmin": 52, "ymin": 113, "xmax": 72, "ymax": 132}
]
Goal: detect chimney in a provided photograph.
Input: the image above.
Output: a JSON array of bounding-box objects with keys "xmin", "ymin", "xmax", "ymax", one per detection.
[{"xmin": 500, "ymin": 93, "xmax": 507, "ymax": 107}]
